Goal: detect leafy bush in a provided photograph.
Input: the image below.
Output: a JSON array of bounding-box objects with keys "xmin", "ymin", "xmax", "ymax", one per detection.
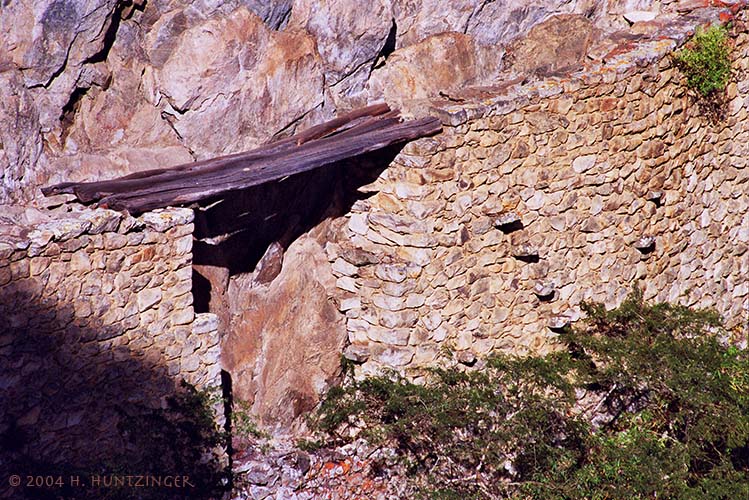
[
  {"xmin": 310, "ymin": 289, "xmax": 749, "ymax": 499},
  {"xmin": 674, "ymin": 24, "xmax": 731, "ymax": 98}
]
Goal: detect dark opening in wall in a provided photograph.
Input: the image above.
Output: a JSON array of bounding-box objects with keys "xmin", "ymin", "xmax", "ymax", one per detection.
[
  {"xmin": 192, "ymin": 269, "xmax": 212, "ymax": 314},
  {"xmin": 373, "ymin": 19, "xmax": 397, "ymax": 69},
  {"xmin": 191, "ymin": 146, "xmax": 401, "ymax": 279}
]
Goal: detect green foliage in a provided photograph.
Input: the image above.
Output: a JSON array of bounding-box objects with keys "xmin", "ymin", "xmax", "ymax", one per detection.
[
  {"xmin": 674, "ymin": 24, "xmax": 731, "ymax": 98},
  {"xmin": 310, "ymin": 289, "xmax": 749, "ymax": 499},
  {"xmin": 297, "ymin": 437, "xmax": 324, "ymax": 452},
  {"xmin": 231, "ymin": 399, "xmax": 269, "ymax": 442}
]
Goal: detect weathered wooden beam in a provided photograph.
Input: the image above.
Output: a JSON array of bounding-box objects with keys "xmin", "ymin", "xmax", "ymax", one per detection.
[
  {"xmin": 42, "ymin": 105, "xmax": 442, "ymax": 214},
  {"xmin": 72, "ymin": 113, "xmax": 404, "ymax": 204},
  {"xmin": 43, "ymin": 104, "xmax": 396, "ymax": 201},
  {"xmin": 101, "ymin": 116, "xmax": 441, "ymax": 213},
  {"xmin": 292, "ymin": 102, "xmax": 391, "ymax": 145}
]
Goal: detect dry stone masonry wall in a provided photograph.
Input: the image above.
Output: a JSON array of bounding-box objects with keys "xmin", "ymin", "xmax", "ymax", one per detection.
[
  {"xmin": 328, "ymin": 9, "xmax": 749, "ymax": 378},
  {"xmin": 0, "ymin": 207, "xmax": 220, "ymax": 467}
]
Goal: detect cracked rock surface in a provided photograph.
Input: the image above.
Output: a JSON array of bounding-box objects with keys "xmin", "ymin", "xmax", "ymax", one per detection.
[{"xmin": 0, "ymin": 0, "xmax": 665, "ymax": 204}]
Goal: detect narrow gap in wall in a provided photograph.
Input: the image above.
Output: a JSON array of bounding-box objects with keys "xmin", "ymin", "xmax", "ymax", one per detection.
[
  {"xmin": 373, "ymin": 19, "xmax": 397, "ymax": 70},
  {"xmin": 192, "ymin": 269, "xmax": 212, "ymax": 314},
  {"xmin": 221, "ymin": 369, "xmax": 234, "ymax": 488}
]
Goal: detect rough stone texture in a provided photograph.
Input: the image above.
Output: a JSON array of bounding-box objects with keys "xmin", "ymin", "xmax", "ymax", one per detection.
[
  {"xmin": 146, "ymin": 6, "xmax": 327, "ymax": 158},
  {"xmin": 505, "ymin": 14, "xmax": 598, "ymax": 77},
  {"xmin": 392, "ymin": 0, "xmax": 668, "ymax": 48},
  {"xmin": 221, "ymin": 235, "xmax": 348, "ymax": 433},
  {"xmin": 0, "ymin": 0, "xmax": 328, "ymax": 202},
  {"xmin": 287, "ymin": 0, "xmax": 392, "ymax": 108},
  {"xmin": 1, "ymin": 0, "xmax": 675, "ymax": 204},
  {"xmin": 243, "ymin": 0, "xmax": 294, "ymax": 29},
  {"xmin": 368, "ymin": 32, "xmax": 504, "ymax": 105},
  {"xmin": 0, "ymin": 207, "xmax": 221, "ymax": 469},
  {"xmin": 323, "ymin": 6, "xmax": 749, "ymax": 378}
]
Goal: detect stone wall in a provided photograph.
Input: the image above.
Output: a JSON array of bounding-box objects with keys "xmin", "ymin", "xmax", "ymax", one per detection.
[
  {"xmin": 327, "ymin": 9, "xmax": 749, "ymax": 377},
  {"xmin": 2, "ymin": 3, "xmax": 748, "ymax": 459},
  {"xmin": 0, "ymin": 206, "xmax": 221, "ymax": 471}
]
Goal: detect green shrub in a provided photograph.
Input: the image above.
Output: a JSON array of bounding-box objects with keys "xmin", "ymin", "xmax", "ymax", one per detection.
[
  {"xmin": 674, "ymin": 24, "xmax": 731, "ymax": 98},
  {"xmin": 310, "ymin": 289, "xmax": 749, "ymax": 499}
]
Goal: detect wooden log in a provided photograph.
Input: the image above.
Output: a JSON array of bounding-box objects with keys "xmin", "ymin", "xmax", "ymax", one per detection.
[
  {"xmin": 80, "ymin": 113, "xmax": 405, "ymax": 205},
  {"xmin": 41, "ymin": 182, "xmax": 79, "ymax": 196},
  {"xmin": 100, "ymin": 115, "xmax": 430, "ymax": 204},
  {"xmin": 101, "ymin": 116, "xmax": 441, "ymax": 213},
  {"xmin": 47, "ymin": 104, "xmax": 395, "ymax": 202},
  {"xmin": 41, "ymin": 105, "xmax": 442, "ymax": 214},
  {"xmin": 292, "ymin": 102, "xmax": 390, "ymax": 145}
]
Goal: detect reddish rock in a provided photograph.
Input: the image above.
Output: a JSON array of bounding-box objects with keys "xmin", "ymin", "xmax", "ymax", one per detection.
[
  {"xmin": 222, "ymin": 236, "xmax": 347, "ymax": 433},
  {"xmin": 368, "ymin": 32, "xmax": 503, "ymax": 105},
  {"xmin": 505, "ymin": 14, "xmax": 598, "ymax": 77},
  {"xmin": 148, "ymin": 7, "xmax": 327, "ymax": 158}
]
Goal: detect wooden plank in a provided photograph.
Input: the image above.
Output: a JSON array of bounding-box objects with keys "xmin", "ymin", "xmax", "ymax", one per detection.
[
  {"xmin": 100, "ymin": 116, "xmax": 440, "ymax": 212},
  {"xmin": 72, "ymin": 113, "xmax": 403, "ymax": 204},
  {"xmin": 292, "ymin": 102, "xmax": 390, "ymax": 145},
  {"xmin": 103, "ymin": 115, "xmax": 432, "ymax": 204},
  {"xmin": 45, "ymin": 105, "xmax": 396, "ymax": 202},
  {"xmin": 78, "ymin": 113, "xmax": 405, "ymax": 205},
  {"xmin": 101, "ymin": 116, "xmax": 441, "ymax": 213},
  {"xmin": 42, "ymin": 105, "xmax": 442, "ymax": 214}
]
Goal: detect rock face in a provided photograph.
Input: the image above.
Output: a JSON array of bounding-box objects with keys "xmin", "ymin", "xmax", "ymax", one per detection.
[
  {"xmin": 368, "ymin": 32, "xmax": 504, "ymax": 104},
  {"xmin": 287, "ymin": 0, "xmax": 393, "ymax": 108},
  {"xmin": 147, "ymin": 7, "xmax": 327, "ymax": 158},
  {"xmin": 0, "ymin": 70, "xmax": 44, "ymax": 204},
  {"xmin": 243, "ymin": 0, "xmax": 294, "ymax": 29},
  {"xmin": 221, "ymin": 236, "xmax": 348, "ymax": 432},
  {"xmin": 2, "ymin": 0, "xmax": 119, "ymax": 88},
  {"xmin": 505, "ymin": 14, "xmax": 598, "ymax": 77},
  {"xmin": 0, "ymin": 0, "xmax": 665, "ymax": 204}
]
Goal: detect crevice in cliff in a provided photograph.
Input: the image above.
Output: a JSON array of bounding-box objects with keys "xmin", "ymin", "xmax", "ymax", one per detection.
[
  {"xmin": 32, "ymin": 40, "xmax": 74, "ymax": 90},
  {"xmin": 373, "ymin": 19, "xmax": 397, "ymax": 70},
  {"xmin": 220, "ymin": 369, "xmax": 235, "ymax": 489},
  {"xmin": 83, "ymin": 2, "xmax": 125, "ymax": 65},
  {"xmin": 464, "ymin": 0, "xmax": 495, "ymax": 35},
  {"xmin": 276, "ymin": 5, "xmax": 293, "ymax": 31},
  {"xmin": 160, "ymin": 109, "xmax": 197, "ymax": 160},
  {"xmin": 59, "ymin": 86, "xmax": 89, "ymax": 145}
]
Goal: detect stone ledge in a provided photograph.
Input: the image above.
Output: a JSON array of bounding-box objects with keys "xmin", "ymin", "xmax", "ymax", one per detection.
[{"xmin": 0, "ymin": 206, "xmax": 194, "ymax": 251}]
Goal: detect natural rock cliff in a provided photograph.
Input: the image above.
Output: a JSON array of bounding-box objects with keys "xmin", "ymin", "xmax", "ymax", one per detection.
[{"xmin": 1, "ymin": 0, "xmax": 668, "ymax": 205}]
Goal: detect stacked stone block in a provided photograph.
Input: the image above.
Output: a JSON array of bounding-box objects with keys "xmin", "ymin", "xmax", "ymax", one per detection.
[
  {"xmin": 0, "ymin": 207, "xmax": 220, "ymax": 467},
  {"xmin": 330, "ymin": 19, "xmax": 749, "ymax": 377}
]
